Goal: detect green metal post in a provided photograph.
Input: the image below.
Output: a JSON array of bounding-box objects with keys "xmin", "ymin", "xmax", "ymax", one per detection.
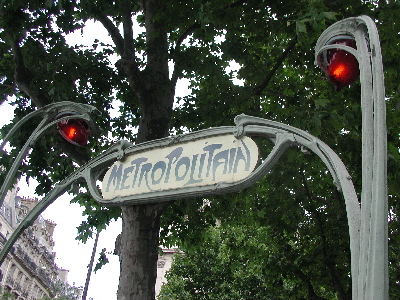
[
  {"xmin": 315, "ymin": 16, "xmax": 388, "ymax": 299},
  {"xmin": 0, "ymin": 101, "xmax": 100, "ymax": 207}
]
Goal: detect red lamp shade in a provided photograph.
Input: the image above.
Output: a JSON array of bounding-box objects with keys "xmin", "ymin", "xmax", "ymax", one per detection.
[
  {"xmin": 57, "ymin": 117, "xmax": 90, "ymax": 146},
  {"xmin": 325, "ymin": 37, "xmax": 359, "ymax": 90}
]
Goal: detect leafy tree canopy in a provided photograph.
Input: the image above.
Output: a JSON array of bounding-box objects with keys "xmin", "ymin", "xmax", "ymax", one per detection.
[
  {"xmin": 0, "ymin": 0, "xmax": 399, "ymax": 298},
  {"xmin": 159, "ymin": 224, "xmax": 341, "ymax": 299}
]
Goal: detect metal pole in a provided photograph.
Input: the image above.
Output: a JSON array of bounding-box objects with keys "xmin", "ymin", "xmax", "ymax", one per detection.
[
  {"xmin": 0, "ymin": 140, "xmax": 130, "ymax": 266},
  {"xmin": 315, "ymin": 16, "xmax": 388, "ymax": 299},
  {"xmin": 82, "ymin": 231, "xmax": 100, "ymax": 300},
  {"xmin": 0, "ymin": 101, "xmax": 100, "ymax": 207}
]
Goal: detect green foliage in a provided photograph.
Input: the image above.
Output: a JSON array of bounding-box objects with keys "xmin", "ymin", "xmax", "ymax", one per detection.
[
  {"xmin": 94, "ymin": 248, "xmax": 109, "ymax": 273},
  {"xmin": 0, "ymin": 281, "xmax": 81, "ymax": 300},
  {"xmin": 160, "ymin": 148, "xmax": 355, "ymax": 299},
  {"xmin": 71, "ymin": 191, "xmax": 121, "ymax": 243},
  {"xmin": 40, "ymin": 280, "xmax": 82, "ymax": 300},
  {"xmin": 0, "ymin": 287, "xmax": 16, "ymax": 300},
  {"xmin": 1, "ymin": 0, "xmax": 400, "ymax": 297},
  {"xmin": 159, "ymin": 224, "xmax": 339, "ymax": 300}
]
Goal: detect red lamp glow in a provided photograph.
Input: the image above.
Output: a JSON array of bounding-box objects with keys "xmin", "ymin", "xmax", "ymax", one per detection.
[
  {"xmin": 57, "ymin": 114, "xmax": 90, "ymax": 146},
  {"xmin": 323, "ymin": 36, "xmax": 359, "ymax": 90}
]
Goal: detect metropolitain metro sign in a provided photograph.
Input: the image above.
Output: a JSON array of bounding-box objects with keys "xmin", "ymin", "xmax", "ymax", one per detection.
[{"xmin": 101, "ymin": 134, "xmax": 258, "ymax": 204}]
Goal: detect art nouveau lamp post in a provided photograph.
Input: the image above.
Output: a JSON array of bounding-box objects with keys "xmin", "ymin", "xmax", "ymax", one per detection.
[
  {"xmin": 0, "ymin": 101, "xmax": 100, "ymax": 207},
  {"xmin": 315, "ymin": 16, "xmax": 388, "ymax": 299}
]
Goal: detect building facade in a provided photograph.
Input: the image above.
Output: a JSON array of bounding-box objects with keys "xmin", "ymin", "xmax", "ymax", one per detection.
[
  {"xmin": 0, "ymin": 187, "xmax": 78, "ymax": 299},
  {"xmin": 155, "ymin": 248, "xmax": 182, "ymax": 296}
]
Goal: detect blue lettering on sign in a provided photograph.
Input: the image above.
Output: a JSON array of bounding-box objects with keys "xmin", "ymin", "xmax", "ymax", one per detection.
[{"xmin": 104, "ymin": 139, "xmax": 255, "ymax": 195}]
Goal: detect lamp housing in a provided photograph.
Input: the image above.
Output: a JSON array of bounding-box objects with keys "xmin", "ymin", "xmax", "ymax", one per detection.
[
  {"xmin": 319, "ymin": 35, "xmax": 360, "ymax": 90},
  {"xmin": 56, "ymin": 112, "xmax": 91, "ymax": 146}
]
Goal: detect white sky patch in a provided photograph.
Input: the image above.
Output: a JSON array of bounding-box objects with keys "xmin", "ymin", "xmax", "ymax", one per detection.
[{"xmin": 226, "ymin": 60, "xmax": 245, "ymax": 86}]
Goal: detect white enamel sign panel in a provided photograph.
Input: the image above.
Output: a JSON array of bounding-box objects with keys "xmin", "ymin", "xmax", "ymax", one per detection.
[{"xmin": 101, "ymin": 134, "xmax": 259, "ymax": 201}]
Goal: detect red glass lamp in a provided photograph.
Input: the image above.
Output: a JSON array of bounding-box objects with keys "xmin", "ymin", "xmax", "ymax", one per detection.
[
  {"xmin": 56, "ymin": 113, "xmax": 91, "ymax": 146},
  {"xmin": 321, "ymin": 35, "xmax": 359, "ymax": 90}
]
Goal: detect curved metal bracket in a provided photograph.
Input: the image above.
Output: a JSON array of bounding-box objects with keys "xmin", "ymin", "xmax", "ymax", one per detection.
[
  {"xmin": 0, "ymin": 101, "xmax": 101, "ymax": 209},
  {"xmin": 316, "ymin": 16, "xmax": 387, "ymax": 300},
  {"xmin": 0, "ymin": 115, "xmax": 361, "ymax": 271},
  {"xmin": 0, "ymin": 140, "xmax": 131, "ymax": 265},
  {"xmin": 233, "ymin": 115, "xmax": 361, "ymax": 265}
]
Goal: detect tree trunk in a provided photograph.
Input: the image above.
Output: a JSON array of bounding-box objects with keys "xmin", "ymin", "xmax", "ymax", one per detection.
[
  {"xmin": 118, "ymin": 204, "xmax": 165, "ymax": 300},
  {"xmin": 117, "ymin": 0, "xmax": 174, "ymax": 298},
  {"xmin": 117, "ymin": 87, "xmax": 173, "ymax": 299}
]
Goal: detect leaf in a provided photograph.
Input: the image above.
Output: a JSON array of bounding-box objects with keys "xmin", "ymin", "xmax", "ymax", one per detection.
[
  {"xmin": 296, "ymin": 20, "xmax": 307, "ymax": 33},
  {"xmin": 322, "ymin": 12, "xmax": 337, "ymax": 20},
  {"xmin": 48, "ymin": 87, "xmax": 55, "ymax": 96},
  {"xmin": 94, "ymin": 248, "xmax": 110, "ymax": 273},
  {"xmin": 314, "ymin": 98, "xmax": 330, "ymax": 109},
  {"xmin": 45, "ymin": 0, "xmax": 53, "ymax": 9}
]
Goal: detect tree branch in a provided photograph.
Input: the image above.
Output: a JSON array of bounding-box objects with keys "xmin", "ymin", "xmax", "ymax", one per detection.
[
  {"xmin": 121, "ymin": 0, "xmax": 135, "ymax": 57},
  {"xmin": 119, "ymin": 0, "xmax": 143, "ymax": 93},
  {"xmin": 174, "ymin": 23, "xmax": 200, "ymax": 54},
  {"xmin": 93, "ymin": 8, "xmax": 125, "ymax": 55},
  {"xmin": 11, "ymin": 39, "xmax": 50, "ymax": 108},
  {"xmin": 170, "ymin": 22, "xmax": 200, "ymax": 87},
  {"xmin": 283, "ymin": 241, "xmax": 328, "ymax": 300},
  {"xmin": 0, "ymin": 83, "xmax": 17, "ymax": 90},
  {"xmin": 292, "ymin": 268, "xmax": 328, "ymax": 300},
  {"xmin": 172, "ymin": 0, "xmax": 246, "ymax": 55},
  {"xmin": 93, "ymin": 3, "xmax": 143, "ymax": 95},
  {"xmin": 253, "ymin": 36, "xmax": 298, "ymax": 95},
  {"xmin": 171, "ymin": 0, "xmax": 247, "ymax": 88}
]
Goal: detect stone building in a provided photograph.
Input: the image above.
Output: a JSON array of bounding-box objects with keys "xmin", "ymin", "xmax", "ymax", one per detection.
[
  {"xmin": 0, "ymin": 187, "xmax": 79, "ymax": 299},
  {"xmin": 155, "ymin": 248, "xmax": 182, "ymax": 296}
]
